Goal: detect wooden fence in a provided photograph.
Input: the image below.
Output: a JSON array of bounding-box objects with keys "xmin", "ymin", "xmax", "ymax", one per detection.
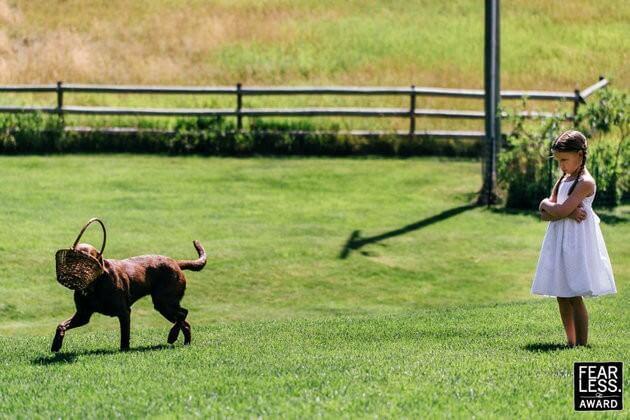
[{"xmin": 0, "ymin": 77, "xmax": 608, "ymax": 139}]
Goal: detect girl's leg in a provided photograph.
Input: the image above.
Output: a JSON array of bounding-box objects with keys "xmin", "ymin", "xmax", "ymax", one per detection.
[
  {"xmin": 557, "ymin": 297, "xmax": 576, "ymax": 347},
  {"xmin": 571, "ymin": 297, "xmax": 589, "ymax": 346}
]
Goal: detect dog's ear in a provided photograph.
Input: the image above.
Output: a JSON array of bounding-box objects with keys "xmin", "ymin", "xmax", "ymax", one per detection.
[{"xmin": 96, "ymin": 253, "xmax": 104, "ymax": 266}]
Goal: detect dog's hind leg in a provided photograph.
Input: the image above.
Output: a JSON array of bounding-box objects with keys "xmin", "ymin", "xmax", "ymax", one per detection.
[
  {"xmin": 180, "ymin": 319, "xmax": 191, "ymax": 345},
  {"xmin": 170, "ymin": 307, "xmax": 190, "ymax": 345},
  {"xmin": 167, "ymin": 323, "xmax": 181, "ymax": 344},
  {"xmin": 154, "ymin": 301, "xmax": 190, "ymax": 345},
  {"xmin": 51, "ymin": 311, "xmax": 93, "ymax": 352}
]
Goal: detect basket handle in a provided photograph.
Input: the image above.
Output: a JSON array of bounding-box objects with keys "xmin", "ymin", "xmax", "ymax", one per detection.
[{"xmin": 72, "ymin": 218, "xmax": 107, "ymax": 256}]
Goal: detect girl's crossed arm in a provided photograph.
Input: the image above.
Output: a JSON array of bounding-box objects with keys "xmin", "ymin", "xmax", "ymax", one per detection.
[
  {"xmin": 539, "ymin": 180, "xmax": 595, "ymax": 219},
  {"xmin": 540, "ymin": 178, "xmax": 562, "ymax": 221},
  {"xmin": 539, "ymin": 206, "xmax": 585, "ymax": 222},
  {"xmin": 540, "ymin": 208, "xmax": 564, "ymax": 221}
]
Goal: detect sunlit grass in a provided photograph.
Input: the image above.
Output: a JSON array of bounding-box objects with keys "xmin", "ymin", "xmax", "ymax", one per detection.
[
  {"xmin": 0, "ymin": 296, "xmax": 627, "ymax": 417},
  {"xmin": 0, "ymin": 155, "xmax": 627, "ymax": 417},
  {"xmin": 0, "ymin": 156, "xmax": 626, "ymax": 336},
  {"xmin": 1, "ymin": 0, "xmax": 626, "ymax": 87}
]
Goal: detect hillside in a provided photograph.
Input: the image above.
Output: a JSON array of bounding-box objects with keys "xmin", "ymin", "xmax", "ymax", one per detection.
[{"xmin": 1, "ymin": 0, "xmax": 627, "ymax": 88}]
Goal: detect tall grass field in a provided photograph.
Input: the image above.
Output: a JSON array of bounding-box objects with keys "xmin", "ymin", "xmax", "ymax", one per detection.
[
  {"xmin": 0, "ymin": 0, "xmax": 628, "ymax": 132},
  {"xmin": 2, "ymin": 0, "xmax": 628, "ymax": 87},
  {"xmin": 0, "ymin": 156, "xmax": 628, "ymax": 417}
]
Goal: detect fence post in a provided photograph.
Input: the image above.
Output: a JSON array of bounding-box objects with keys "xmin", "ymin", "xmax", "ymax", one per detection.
[
  {"xmin": 478, "ymin": 0, "xmax": 500, "ymax": 206},
  {"xmin": 572, "ymin": 88, "xmax": 580, "ymax": 121},
  {"xmin": 409, "ymin": 85, "xmax": 416, "ymax": 142},
  {"xmin": 548, "ymin": 150, "xmax": 553, "ymax": 193},
  {"xmin": 56, "ymin": 81, "xmax": 64, "ymax": 125},
  {"xmin": 236, "ymin": 83, "xmax": 243, "ymax": 131}
]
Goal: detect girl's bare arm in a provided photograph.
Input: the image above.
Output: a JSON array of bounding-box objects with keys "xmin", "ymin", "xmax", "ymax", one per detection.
[
  {"xmin": 540, "ymin": 180, "xmax": 595, "ymax": 218},
  {"xmin": 540, "ymin": 208, "xmax": 564, "ymax": 221}
]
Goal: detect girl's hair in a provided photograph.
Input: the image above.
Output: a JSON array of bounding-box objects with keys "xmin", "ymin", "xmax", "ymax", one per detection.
[{"xmin": 550, "ymin": 130, "xmax": 588, "ymax": 198}]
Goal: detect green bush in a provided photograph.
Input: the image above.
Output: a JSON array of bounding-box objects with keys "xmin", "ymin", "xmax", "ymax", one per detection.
[
  {"xmin": 163, "ymin": 116, "xmax": 481, "ymax": 157},
  {"xmin": 58, "ymin": 130, "xmax": 172, "ymax": 154},
  {"xmin": 0, "ymin": 112, "xmax": 481, "ymax": 157},
  {"xmin": 498, "ymin": 88, "xmax": 628, "ymax": 209},
  {"xmin": 498, "ymin": 116, "xmax": 562, "ymax": 209},
  {"xmin": 576, "ymin": 87, "xmax": 629, "ymax": 205},
  {"xmin": 575, "ymin": 87, "xmax": 629, "ymax": 139},
  {"xmin": 588, "ymin": 134, "xmax": 629, "ymax": 206},
  {"xmin": 0, "ymin": 113, "xmax": 63, "ymax": 153}
]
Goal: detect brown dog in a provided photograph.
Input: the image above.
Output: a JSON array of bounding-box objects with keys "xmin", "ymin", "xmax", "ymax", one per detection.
[{"xmin": 51, "ymin": 240, "xmax": 206, "ymax": 352}]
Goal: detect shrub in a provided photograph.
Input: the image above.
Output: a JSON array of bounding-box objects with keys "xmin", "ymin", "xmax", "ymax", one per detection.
[
  {"xmin": 498, "ymin": 88, "xmax": 628, "ymax": 209},
  {"xmin": 588, "ymin": 134, "xmax": 629, "ymax": 206},
  {"xmin": 575, "ymin": 87, "xmax": 629, "ymax": 139},
  {"xmin": 0, "ymin": 113, "xmax": 63, "ymax": 154},
  {"xmin": 0, "ymin": 113, "xmax": 481, "ymax": 157},
  {"xmin": 498, "ymin": 116, "xmax": 562, "ymax": 209},
  {"xmin": 167, "ymin": 116, "xmax": 481, "ymax": 157}
]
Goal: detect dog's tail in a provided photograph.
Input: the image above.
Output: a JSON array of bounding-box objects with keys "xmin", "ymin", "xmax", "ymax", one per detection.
[{"xmin": 177, "ymin": 240, "xmax": 207, "ymax": 271}]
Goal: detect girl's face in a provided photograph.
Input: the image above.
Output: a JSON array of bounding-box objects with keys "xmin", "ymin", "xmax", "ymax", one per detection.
[{"xmin": 553, "ymin": 150, "xmax": 583, "ymax": 175}]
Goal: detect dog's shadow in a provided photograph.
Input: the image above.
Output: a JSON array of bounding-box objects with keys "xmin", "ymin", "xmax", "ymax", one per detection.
[{"xmin": 31, "ymin": 344, "xmax": 172, "ymax": 365}]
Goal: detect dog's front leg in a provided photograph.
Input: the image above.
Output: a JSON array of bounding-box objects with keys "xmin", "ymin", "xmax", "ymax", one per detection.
[
  {"xmin": 51, "ymin": 311, "xmax": 93, "ymax": 352},
  {"xmin": 118, "ymin": 310, "xmax": 131, "ymax": 351}
]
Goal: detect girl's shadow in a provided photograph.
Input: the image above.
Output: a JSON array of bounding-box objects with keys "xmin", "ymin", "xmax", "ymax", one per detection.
[
  {"xmin": 31, "ymin": 344, "xmax": 171, "ymax": 365},
  {"xmin": 339, "ymin": 204, "xmax": 476, "ymax": 259},
  {"xmin": 523, "ymin": 342, "xmax": 572, "ymax": 352}
]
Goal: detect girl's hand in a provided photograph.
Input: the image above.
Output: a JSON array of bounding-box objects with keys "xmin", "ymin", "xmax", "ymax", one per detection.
[
  {"xmin": 539, "ymin": 198, "xmax": 552, "ymax": 212},
  {"xmin": 568, "ymin": 203, "xmax": 587, "ymax": 223}
]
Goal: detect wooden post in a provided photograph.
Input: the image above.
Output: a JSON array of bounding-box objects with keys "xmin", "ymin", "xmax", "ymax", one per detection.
[
  {"xmin": 56, "ymin": 81, "xmax": 64, "ymax": 125},
  {"xmin": 478, "ymin": 0, "xmax": 500, "ymax": 206},
  {"xmin": 409, "ymin": 85, "xmax": 416, "ymax": 141},
  {"xmin": 573, "ymin": 88, "xmax": 580, "ymax": 120},
  {"xmin": 236, "ymin": 83, "xmax": 243, "ymax": 131},
  {"xmin": 548, "ymin": 152, "xmax": 553, "ymax": 193}
]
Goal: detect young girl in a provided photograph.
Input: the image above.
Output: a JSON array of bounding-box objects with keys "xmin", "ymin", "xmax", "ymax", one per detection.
[{"xmin": 531, "ymin": 130, "xmax": 616, "ymax": 347}]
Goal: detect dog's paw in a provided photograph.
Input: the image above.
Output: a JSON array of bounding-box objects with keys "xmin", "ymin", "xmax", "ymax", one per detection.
[
  {"xmin": 182, "ymin": 322, "xmax": 191, "ymax": 345},
  {"xmin": 51, "ymin": 336, "xmax": 63, "ymax": 352}
]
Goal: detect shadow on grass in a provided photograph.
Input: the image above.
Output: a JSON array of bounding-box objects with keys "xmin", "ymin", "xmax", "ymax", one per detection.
[
  {"xmin": 339, "ymin": 204, "xmax": 476, "ymax": 259},
  {"xmin": 597, "ymin": 212, "xmax": 629, "ymax": 225},
  {"xmin": 31, "ymin": 344, "xmax": 171, "ymax": 365},
  {"xmin": 523, "ymin": 342, "xmax": 573, "ymax": 352},
  {"xmin": 489, "ymin": 207, "xmax": 539, "ymax": 219}
]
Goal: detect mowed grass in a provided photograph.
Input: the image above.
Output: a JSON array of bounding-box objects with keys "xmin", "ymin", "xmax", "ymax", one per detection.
[
  {"xmin": 1, "ymin": 298, "xmax": 628, "ymax": 418},
  {"xmin": 0, "ymin": 155, "xmax": 628, "ymax": 417},
  {"xmin": 1, "ymin": 155, "xmax": 626, "ymax": 334}
]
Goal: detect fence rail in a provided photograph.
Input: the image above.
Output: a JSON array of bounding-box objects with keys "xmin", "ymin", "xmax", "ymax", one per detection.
[{"xmin": 0, "ymin": 77, "xmax": 608, "ymax": 138}]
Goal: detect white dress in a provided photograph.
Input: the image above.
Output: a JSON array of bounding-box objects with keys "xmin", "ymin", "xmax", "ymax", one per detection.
[{"xmin": 531, "ymin": 178, "xmax": 616, "ymax": 297}]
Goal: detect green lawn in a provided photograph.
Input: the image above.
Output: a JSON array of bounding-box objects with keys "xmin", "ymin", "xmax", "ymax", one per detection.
[
  {"xmin": 0, "ymin": 156, "xmax": 627, "ymax": 417},
  {"xmin": 1, "ymin": 298, "xmax": 628, "ymax": 418}
]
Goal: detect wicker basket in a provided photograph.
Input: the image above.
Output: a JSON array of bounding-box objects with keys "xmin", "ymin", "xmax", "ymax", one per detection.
[{"xmin": 55, "ymin": 218, "xmax": 107, "ymax": 290}]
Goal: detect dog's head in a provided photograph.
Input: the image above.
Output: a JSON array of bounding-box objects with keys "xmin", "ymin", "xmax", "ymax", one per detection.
[{"xmin": 75, "ymin": 243, "xmax": 104, "ymax": 266}]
